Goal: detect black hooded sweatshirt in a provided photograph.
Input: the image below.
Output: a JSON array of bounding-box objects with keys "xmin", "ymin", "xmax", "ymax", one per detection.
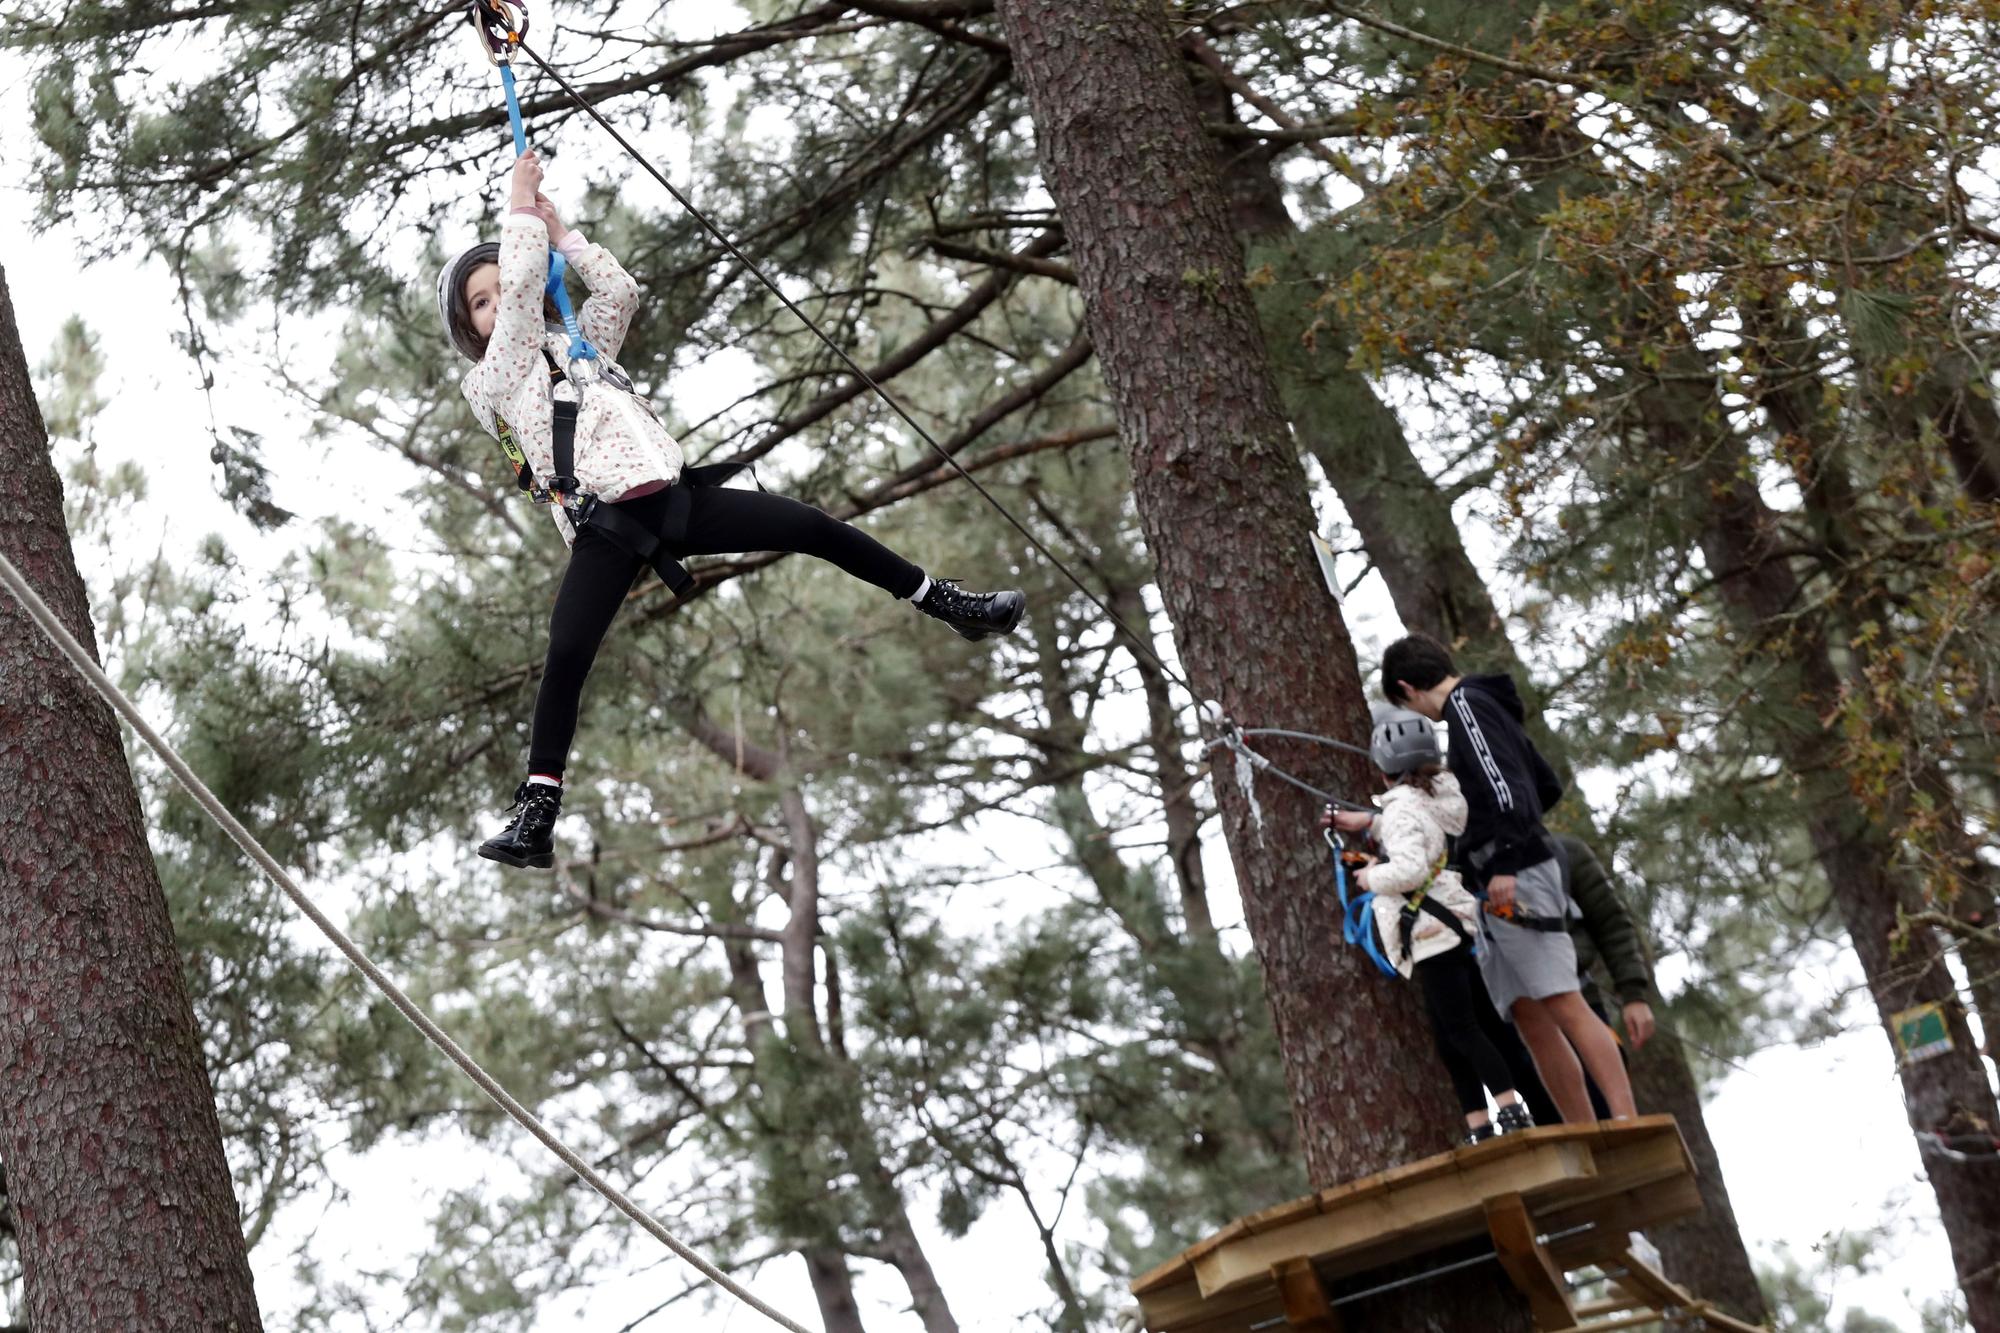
[{"xmin": 1443, "ymin": 674, "xmax": 1565, "ymax": 881}]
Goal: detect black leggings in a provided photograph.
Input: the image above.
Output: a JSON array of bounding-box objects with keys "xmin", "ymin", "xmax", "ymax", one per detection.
[
  {"xmin": 527, "ymin": 485, "xmax": 924, "ymax": 777},
  {"xmin": 1414, "ymin": 946, "xmax": 1527, "ymax": 1117}
]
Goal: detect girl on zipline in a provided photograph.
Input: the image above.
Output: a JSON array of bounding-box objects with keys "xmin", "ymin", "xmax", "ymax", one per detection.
[
  {"xmin": 1325, "ymin": 710, "xmax": 1535, "ymax": 1144},
  {"xmin": 439, "ymin": 151, "xmax": 1026, "ymax": 869}
]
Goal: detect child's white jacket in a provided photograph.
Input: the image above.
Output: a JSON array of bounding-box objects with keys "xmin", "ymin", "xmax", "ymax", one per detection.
[
  {"xmin": 1357, "ymin": 773, "xmax": 1481, "ymax": 976},
  {"xmin": 460, "ymin": 213, "xmax": 684, "ymax": 547}
]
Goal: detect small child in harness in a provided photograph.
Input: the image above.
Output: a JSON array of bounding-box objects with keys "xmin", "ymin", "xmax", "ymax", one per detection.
[
  {"xmin": 1325, "ymin": 709, "xmax": 1534, "ymax": 1144},
  {"xmin": 438, "ymin": 151, "xmax": 1027, "ymax": 868}
]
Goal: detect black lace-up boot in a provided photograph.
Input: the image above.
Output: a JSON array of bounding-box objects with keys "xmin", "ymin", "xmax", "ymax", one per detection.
[
  {"xmin": 915, "ymin": 579, "xmax": 1026, "ymax": 642},
  {"xmin": 478, "ymin": 781, "xmax": 563, "ymax": 869},
  {"xmin": 1496, "ymin": 1101, "xmax": 1534, "ymax": 1134}
]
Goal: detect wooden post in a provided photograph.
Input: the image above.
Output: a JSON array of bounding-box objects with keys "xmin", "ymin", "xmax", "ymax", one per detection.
[
  {"xmin": 1270, "ymin": 1258, "xmax": 1342, "ymax": 1332},
  {"xmin": 1484, "ymin": 1193, "xmax": 1575, "ymax": 1329}
]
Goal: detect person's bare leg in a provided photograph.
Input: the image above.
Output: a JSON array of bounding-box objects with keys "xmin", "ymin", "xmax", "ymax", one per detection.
[
  {"xmin": 1512, "ymin": 999, "xmax": 1594, "ymax": 1123},
  {"xmin": 1544, "ymin": 991, "xmax": 1637, "ymax": 1117}
]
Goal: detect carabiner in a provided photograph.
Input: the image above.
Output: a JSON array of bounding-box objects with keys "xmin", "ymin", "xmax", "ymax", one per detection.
[{"xmin": 470, "ymin": 0, "xmax": 528, "ymax": 67}]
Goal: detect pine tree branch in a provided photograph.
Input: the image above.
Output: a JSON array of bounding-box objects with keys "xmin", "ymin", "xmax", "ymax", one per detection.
[
  {"xmin": 863, "ymin": 331, "xmax": 1096, "ymax": 493},
  {"xmin": 1321, "ymin": 2, "xmax": 1596, "ymax": 90},
  {"xmin": 555, "ymin": 859, "xmax": 785, "ymax": 943},
  {"xmin": 1184, "ymin": 33, "xmax": 1354, "ymax": 173},
  {"xmin": 731, "ymin": 230, "xmax": 1065, "ymax": 466},
  {"xmin": 921, "ymin": 238, "xmax": 1078, "ymax": 283}
]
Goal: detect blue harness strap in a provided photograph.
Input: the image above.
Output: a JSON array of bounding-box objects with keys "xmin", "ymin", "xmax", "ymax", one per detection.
[
  {"xmin": 544, "ymin": 253, "xmax": 597, "ymax": 362},
  {"xmin": 494, "ymin": 34, "xmax": 599, "ymax": 364},
  {"xmin": 499, "ymin": 62, "xmax": 529, "ymax": 156},
  {"xmin": 1327, "ymin": 830, "xmax": 1399, "ymax": 979}
]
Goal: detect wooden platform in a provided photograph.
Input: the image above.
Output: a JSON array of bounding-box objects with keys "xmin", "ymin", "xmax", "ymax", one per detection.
[{"xmin": 1130, "ymin": 1115, "xmax": 1763, "ymax": 1333}]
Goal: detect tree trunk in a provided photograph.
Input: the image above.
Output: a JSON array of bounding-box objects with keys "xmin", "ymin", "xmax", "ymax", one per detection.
[
  {"xmin": 873, "ymin": 1201, "xmax": 960, "ymax": 1333},
  {"xmin": 1639, "ymin": 361, "xmax": 2000, "ymax": 1331},
  {"xmin": 687, "ymin": 719, "xmax": 955, "ymax": 1333},
  {"xmin": 990, "ymin": 5, "xmax": 1531, "ymax": 1327},
  {"xmin": 1030, "ymin": 600, "xmax": 1299, "ymax": 1192},
  {"xmin": 804, "ymin": 1245, "xmax": 868, "ymax": 1333},
  {"xmin": 1623, "ymin": 1035, "xmax": 1768, "ymax": 1321},
  {"xmin": 1109, "ymin": 582, "xmax": 1217, "ymax": 941},
  {"xmin": 0, "ymin": 268, "xmax": 267, "ymax": 1329},
  {"xmin": 1753, "ymin": 323, "xmax": 2000, "ymax": 1058}
]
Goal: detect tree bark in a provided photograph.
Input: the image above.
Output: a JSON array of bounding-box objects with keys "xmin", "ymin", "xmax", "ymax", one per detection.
[
  {"xmin": 1638, "ymin": 357, "xmax": 2000, "ymax": 1331},
  {"xmin": 1622, "ymin": 1035, "xmax": 1769, "ymax": 1321},
  {"xmin": 685, "ymin": 720, "xmax": 957, "ymax": 1333},
  {"xmin": 804, "ymin": 1245, "xmax": 869, "ymax": 1333},
  {"xmin": 990, "ymin": 5, "xmax": 1531, "ymax": 1327},
  {"xmin": 0, "ymin": 268, "xmax": 266, "ymax": 1330},
  {"xmin": 1109, "ymin": 582, "xmax": 1218, "ymax": 942}
]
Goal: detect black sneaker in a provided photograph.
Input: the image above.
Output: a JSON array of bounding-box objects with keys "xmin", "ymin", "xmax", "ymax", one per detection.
[
  {"xmin": 1496, "ymin": 1102, "xmax": 1534, "ymax": 1134},
  {"xmin": 1464, "ymin": 1122, "xmax": 1497, "ymax": 1147},
  {"xmin": 916, "ymin": 579, "xmax": 1026, "ymax": 642},
  {"xmin": 477, "ymin": 781, "xmax": 563, "ymax": 869}
]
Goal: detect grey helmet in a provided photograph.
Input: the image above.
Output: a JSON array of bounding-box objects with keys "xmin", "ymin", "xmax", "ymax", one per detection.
[
  {"xmin": 437, "ymin": 241, "xmax": 501, "ymax": 361},
  {"xmin": 1370, "ymin": 707, "xmax": 1441, "ymax": 776}
]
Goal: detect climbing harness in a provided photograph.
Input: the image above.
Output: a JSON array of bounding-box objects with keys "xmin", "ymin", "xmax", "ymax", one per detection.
[
  {"xmin": 468, "ymin": 2, "xmax": 773, "ymax": 598},
  {"xmin": 0, "ymin": 548, "xmax": 813, "ymax": 1333},
  {"xmin": 492, "ymin": 353, "xmax": 755, "ymax": 597},
  {"xmin": 1327, "ymin": 828, "xmax": 1397, "ymax": 977},
  {"xmin": 1325, "ymin": 830, "xmax": 1469, "ymax": 978},
  {"xmin": 1480, "ymin": 899, "xmax": 1570, "ymax": 932}
]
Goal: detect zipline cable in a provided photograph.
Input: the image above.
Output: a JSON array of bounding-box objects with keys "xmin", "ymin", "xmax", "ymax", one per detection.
[
  {"xmin": 0, "ymin": 548, "xmax": 815, "ymax": 1333},
  {"xmin": 499, "ymin": 30, "xmax": 1377, "ymax": 813},
  {"xmin": 1239, "ymin": 727, "xmax": 1375, "ymax": 762}
]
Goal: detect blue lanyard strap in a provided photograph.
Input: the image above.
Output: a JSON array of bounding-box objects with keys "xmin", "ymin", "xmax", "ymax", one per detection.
[
  {"xmin": 499, "ymin": 63, "xmax": 528, "ymax": 157},
  {"xmin": 544, "ymin": 253, "xmax": 597, "ymax": 362},
  {"xmin": 1327, "ymin": 830, "xmax": 1399, "ymax": 978},
  {"xmin": 496, "ymin": 51, "xmax": 599, "ymax": 363}
]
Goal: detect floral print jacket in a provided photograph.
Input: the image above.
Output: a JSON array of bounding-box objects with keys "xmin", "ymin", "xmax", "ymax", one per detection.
[
  {"xmin": 1356, "ymin": 774, "xmax": 1482, "ymax": 976},
  {"xmin": 459, "ymin": 213, "xmax": 684, "ymax": 547}
]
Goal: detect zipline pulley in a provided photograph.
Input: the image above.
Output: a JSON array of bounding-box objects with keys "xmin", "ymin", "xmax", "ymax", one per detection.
[{"xmin": 469, "ymin": 0, "xmax": 527, "ymax": 66}]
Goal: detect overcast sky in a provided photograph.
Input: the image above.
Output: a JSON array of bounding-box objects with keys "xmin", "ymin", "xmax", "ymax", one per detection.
[{"xmin": 0, "ymin": 12, "xmax": 1979, "ymax": 1329}]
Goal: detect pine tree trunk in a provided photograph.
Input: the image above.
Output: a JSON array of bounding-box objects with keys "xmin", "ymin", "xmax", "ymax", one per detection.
[
  {"xmin": 1623, "ymin": 1036, "xmax": 1767, "ymax": 1321},
  {"xmin": 688, "ymin": 720, "xmax": 954, "ymax": 1333},
  {"xmin": 0, "ymin": 269, "xmax": 266, "ymax": 1329},
  {"xmin": 1643, "ymin": 369, "xmax": 2000, "ymax": 1331},
  {"xmin": 989, "ymin": 4, "xmax": 1532, "ymax": 1326},
  {"xmin": 804, "ymin": 1245, "xmax": 868, "ymax": 1333}
]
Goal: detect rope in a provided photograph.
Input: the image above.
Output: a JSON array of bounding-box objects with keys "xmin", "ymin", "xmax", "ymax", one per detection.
[
  {"xmin": 1239, "ymin": 726, "xmax": 1374, "ymax": 761},
  {"xmin": 1919, "ymin": 1130, "xmax": 2000, "ymax": 1164},
  {"xmin": 1206, "ymin": 729, "xmax": 1372, "ymax": 812},
  {"xmin": 0, "ymin": 549, "xmax": 815, "ymax": 1333}
]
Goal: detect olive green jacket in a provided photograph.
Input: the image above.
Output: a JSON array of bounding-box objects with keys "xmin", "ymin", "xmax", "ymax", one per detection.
[{"xmin": 1554, "ymin": 835, "xmax": 1652, "ymax": 1004}]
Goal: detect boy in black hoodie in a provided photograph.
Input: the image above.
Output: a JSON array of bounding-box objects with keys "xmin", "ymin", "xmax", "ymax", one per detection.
[{"xmin": 1380, "ymin": 633, "xmax": 1635, "ymax": 1124}]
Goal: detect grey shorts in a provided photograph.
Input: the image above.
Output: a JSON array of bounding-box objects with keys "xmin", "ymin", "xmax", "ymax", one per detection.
[{"xmin": 1477, "ymin": 855, "xmax": 1580, "ymax": 1019}]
